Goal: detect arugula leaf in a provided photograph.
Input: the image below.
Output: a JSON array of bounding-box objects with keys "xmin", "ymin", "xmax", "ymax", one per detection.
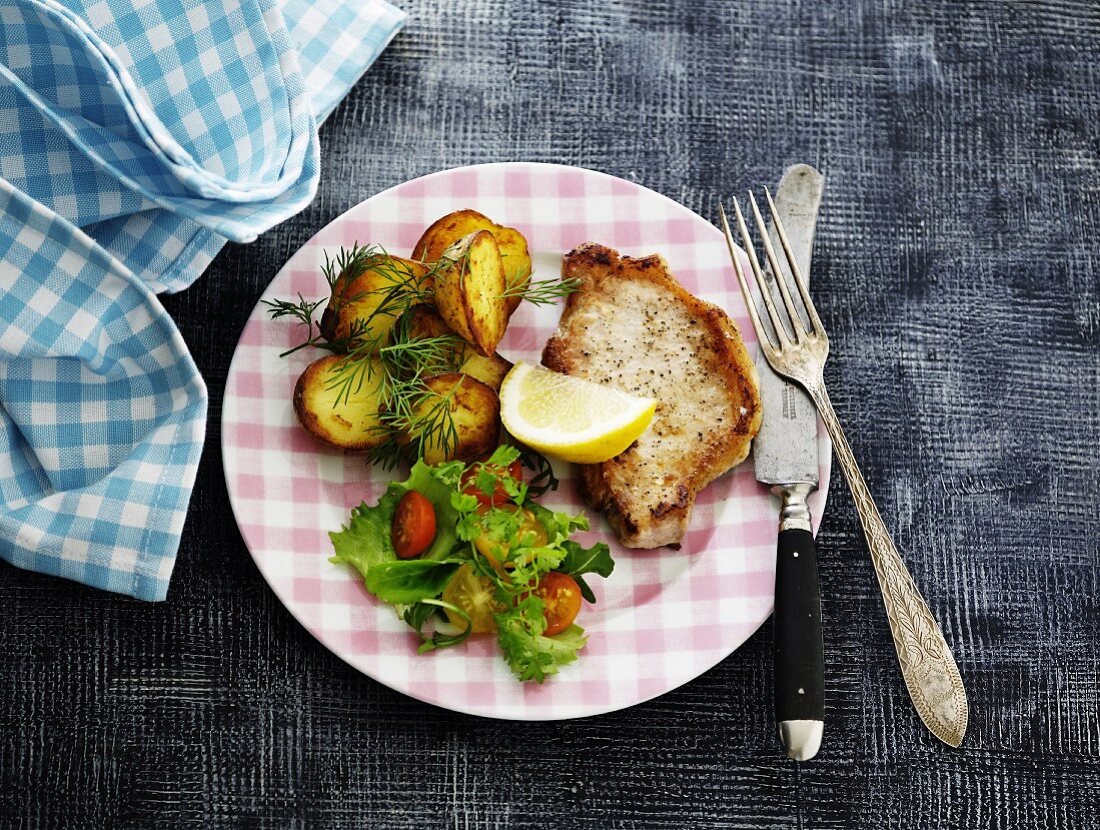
[
  {"xmin": 364, "ymin": 559, "xmax": 463, "ymax": 604},
  {"xmin": 402, "ymin": 601, "xmax": 437, "ymax": 632},
  {"xmin": 517, "ymin": 446, "xmax": 558, "ymax": 498},
  {"xmin": 494, "ymin": 596, "xmax": 587, "ymax": 683},
  {"xmin": 557, "ymin": 540, "xmax": 615, "ymax": 603}
]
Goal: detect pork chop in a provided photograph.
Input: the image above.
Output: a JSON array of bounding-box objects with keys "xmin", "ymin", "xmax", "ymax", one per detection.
[{"xmin": 542, "ymin": 243, "xmax": 762, "ymax": 548}]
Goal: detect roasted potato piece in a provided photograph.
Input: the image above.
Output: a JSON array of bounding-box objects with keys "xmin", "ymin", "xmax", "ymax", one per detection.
[
  {"xmin": 406, "ymin": 373, "xmax": 500, "ymax": 464},
  {"xmin": 433, "ymin": 231, "xmax": 508, "ymax": 357},
  {"xmin": 402, "ymin": 303, "xmax": 452, "ymax": 340},
  {"xmin": 412, "ymin": 209, "xmax": 531, "ymax": 316},
  {"xmin": 319, "ymin": 254, "xmax": 431, "ymax": 346},
  {"xmin": 459, "ymin": 352, "xmax": 512, "ymax": 391},
  {"xmin": 293, "ymin": 355, "xmax": 389, "ymax": 450},
  {"xmin": 400, "ymin": 305, "xmax": 513, "ymax": 391}
]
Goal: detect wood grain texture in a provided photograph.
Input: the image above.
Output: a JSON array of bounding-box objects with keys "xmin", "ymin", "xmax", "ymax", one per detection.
[{"xmin": 2, "ymin": 0, "xmax": 1099, "ymax": 827}]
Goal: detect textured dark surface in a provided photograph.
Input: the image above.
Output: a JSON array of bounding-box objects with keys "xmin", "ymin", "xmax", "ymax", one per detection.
[{"xmin": 2, "ymin": 1, "xmax": 1100, "ymax": 827}]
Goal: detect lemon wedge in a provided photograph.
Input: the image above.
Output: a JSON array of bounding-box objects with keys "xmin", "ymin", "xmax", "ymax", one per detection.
[{"xmin": 499, "ymin": 362, "xmax": 658, "ymax": 463}]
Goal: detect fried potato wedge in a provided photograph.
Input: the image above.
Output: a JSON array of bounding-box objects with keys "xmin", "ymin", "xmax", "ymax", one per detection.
[
  {"xmin": 460, "ymin": 351, "xmax": 513, "ymax": 391},
  {"xmin": 400, "ymin": 304, "xmax": 513, "ymax": 391},
  {"xmin": 406, "ymin": 372, "xmax": 500, "ymax": 465},
  {"xmin": 320, "ymin": 254, "xmax": 431, "ymax": 347},
  {"xmin": 294, "ymin": 355, "xmax": 388, "ymax": 450},
  {"xmin": 432, "ymin": 230, "xmax": 508, "ymax": 357},
  {"xmin": 412, "ymin": 209, "xmax": 531, "ymax": 316},
  {"xmin": 401, "ymin": 303, "xmax": 452, "ymax": 340}
]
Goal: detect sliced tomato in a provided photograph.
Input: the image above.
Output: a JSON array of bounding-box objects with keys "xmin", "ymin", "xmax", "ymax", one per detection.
[
  {"xmin": 442, "ymin": 563, "xmax": 502, "ymax": 634},
  {"xmin": 532, "ymin": 572, "xmax": 582, "ymax": 636},
  {"xmin": 391, "ymin": 490, "xmax": 436, "ymax": 559},
  {"xmin": 461, "ymin": 458, "xmax": 524, "ymax": 508}
]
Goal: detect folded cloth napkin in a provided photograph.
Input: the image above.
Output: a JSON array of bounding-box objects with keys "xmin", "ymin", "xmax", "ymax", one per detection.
[{"xmin": 0, "ymin": 0, "xmax": 404, "ymax": 599}]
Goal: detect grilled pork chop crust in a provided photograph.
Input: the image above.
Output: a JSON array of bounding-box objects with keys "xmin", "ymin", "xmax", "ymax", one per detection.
[{"xmin": 542, "ymin": 243, "xmax": 762, "ymax": 548}]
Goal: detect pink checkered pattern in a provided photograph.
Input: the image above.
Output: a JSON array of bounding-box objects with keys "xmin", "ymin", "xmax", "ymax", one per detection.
[{"xmin": 222, "ymin": 163, "xmax": 831, "ymax": 720}]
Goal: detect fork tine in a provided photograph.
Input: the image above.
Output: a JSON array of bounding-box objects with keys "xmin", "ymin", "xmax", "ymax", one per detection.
[
  {"xmin": 719, "ymin": 204, "xmax": 773, "ymax": 351},
  {"xmin": 731, "ymin": 197, "xmax": 791, "ymax": 349},
  {"xmin": 749, "ymin": 191, "xmax": 807, "ymax": 341},
  {"xmin": 764, "ymin": 186, "xmax": 827, "ymax": 338}
]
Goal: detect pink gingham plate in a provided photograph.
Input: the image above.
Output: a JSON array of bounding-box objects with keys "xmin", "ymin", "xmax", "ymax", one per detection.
[{"xmin": 222, "ymin": 162, "xmax": 831, "ymax": 720}]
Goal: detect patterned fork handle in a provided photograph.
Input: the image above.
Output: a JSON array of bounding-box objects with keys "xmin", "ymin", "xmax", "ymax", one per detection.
[{"xmin": 808, "ymin": 382, "xmax": 969, "ymax": 746}]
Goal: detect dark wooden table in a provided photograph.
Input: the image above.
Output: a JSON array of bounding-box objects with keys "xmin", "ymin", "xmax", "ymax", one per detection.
[{"xmin": 3, "ymin": 2, "xmax": 1099, "ymax": 827}]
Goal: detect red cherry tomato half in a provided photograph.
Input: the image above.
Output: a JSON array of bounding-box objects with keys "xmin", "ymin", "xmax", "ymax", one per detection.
[
  {"xmin": 532, "ymin": 572, "xmax": 582, "ymax": 637},
  {"xmin": 392, "ymin": 490, "xmax": 436, "ymax": 559},
  {"xmin": 460, "ymin": 458, "xmax": 524, "ymax": 508}
]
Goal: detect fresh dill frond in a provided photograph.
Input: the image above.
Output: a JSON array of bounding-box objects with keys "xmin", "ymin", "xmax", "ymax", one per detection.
[
  {"xmin": 320, "ymin": 242, "xmax": 379, "ymax": 292},
  {"xmin": 264, "ymin": 293, "xmax": 322, "ymax": 325},
  {"xmin": 317, "ymin": 249, "xmax": 449, "ymax": 407},
  {"xmin": 363, "ymin": 433, "xmax": 406, "ymax": 471},
  {"xmin": 262, "ymin": 294, "xmax": 328, "ymax": 357},
  {"xmin": 397, "ymin": 375, "xmax": 462, "ymax": 462},
  {"xmin": 500, "ymin": 275, "xmax": 582, "ymax": 306},
  {"xmin": 380, "ymin": 332, "xmax": 465, "ymax": 378},
  {"xmin": 364, "ymin": 374, "xmax": 463, "ymax": 470}
]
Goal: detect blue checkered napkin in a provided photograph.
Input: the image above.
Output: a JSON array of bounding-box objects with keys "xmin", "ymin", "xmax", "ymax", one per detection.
[
  {"xmin": 0, "ymin": 0, "xmax": 405, "ymax": 292},
  {"xmin": 0, "ymin": 0, "xmax": 402, "ymax": 602},
  {"xmin": 280, "ymin": 0, "xmax": 405, "ymax": 122},
  {"xmin": 0, "ymin": 0, "xmax": 402, "ymax": 599},
  {"xmin": 88, "ymin": 0, "xmax": 406, "ymax": 293},
  {"xmin": 0, "ymin": 178, "xmax": 206, "ymax": 601},
  {"xmin": 0, "ymin": 0, "xmax": 318, "ymax": 242}
]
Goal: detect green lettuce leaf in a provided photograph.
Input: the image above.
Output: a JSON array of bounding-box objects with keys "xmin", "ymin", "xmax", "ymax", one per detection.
[
  {"xmin": 364, "ymin": 559, "xmax": 463, "ymax": 605},
  {"xmin": 328, "ymin": 493, "xmax": 401, "ymax": 577},
  {"xmin": 494, "ymin": 596, "xmax": 587, "ymax": 683}
]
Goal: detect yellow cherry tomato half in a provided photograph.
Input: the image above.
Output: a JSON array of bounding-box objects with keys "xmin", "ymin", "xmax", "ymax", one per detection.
[{"xmin": 441, "ymin": 563, "xmax": 502, "ymax": 634}]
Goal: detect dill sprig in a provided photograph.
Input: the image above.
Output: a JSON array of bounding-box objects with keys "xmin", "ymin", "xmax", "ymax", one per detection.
[
  {"xmin": 501, "ymin": 275, "xmax": 582, "ymax": 306},
  {"xmin": 319, "ymin": 242, "xmax": 378, "ymax": 292},
  {"xmin": 262, "ymin": 294, "xmax": 371, "ymax": 358},
  {"xmin": 379, "ymin": 331, "xmax": 466, "ymax": 378},
  {"xmin": 268, "ymin": 243, "xmax": 467, "ymax": 465},
  {"xmin": 262, "ymin": 294, "xmax": 331, "ymax": 357},
  {"xmin": 364, "ymin": 373, "xmax": 464, "ymax": 471},
  {"xmin": 325, "ymin": 299, "xmax": 441, "ymax": 409},
  {"xmin": 268, "ymin": 244, "xmax": 467, "ymax": 466},
  {"xmin": 399, "ymin": 375, "xmax": 462, "ymax": 460}
]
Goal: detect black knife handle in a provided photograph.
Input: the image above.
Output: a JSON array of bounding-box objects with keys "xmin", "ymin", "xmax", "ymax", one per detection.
[{"xmin": 774, "ymin": 527, "xmax": 825, "ymax": 725}]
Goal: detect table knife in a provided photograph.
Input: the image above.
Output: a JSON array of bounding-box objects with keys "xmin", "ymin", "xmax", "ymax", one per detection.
[{"xmin": 750, "ymin": 164, "xmax": 826, "ymax": 761}]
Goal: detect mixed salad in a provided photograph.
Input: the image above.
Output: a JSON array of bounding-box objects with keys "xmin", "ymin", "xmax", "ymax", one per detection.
[{"xmin": 330, "ymin": 446, "xmax": 614, "ymax": 682}]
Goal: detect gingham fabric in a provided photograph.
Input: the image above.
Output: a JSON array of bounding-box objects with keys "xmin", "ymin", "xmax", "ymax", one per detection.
[
  {"xmin": 0, "ymin": 0, "xmax": 404, "ymax": 599},
  {"xmin": 223, "ymin": 163, "xmax": 832, "ymax": 719},
  {"xmin": 0, "ymin": 176, "xmax": 206, "ymax": 599}
]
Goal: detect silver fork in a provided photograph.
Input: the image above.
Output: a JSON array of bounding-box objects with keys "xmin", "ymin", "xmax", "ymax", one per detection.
[{"xmin": 719, "ymin": 192, "xmax": 969, "ymax": 748}]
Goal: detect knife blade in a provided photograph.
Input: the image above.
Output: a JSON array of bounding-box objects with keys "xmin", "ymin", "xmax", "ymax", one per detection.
[{"xmin": 751, "ymin": 164, "xmax": 825, "ymax": 761}]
